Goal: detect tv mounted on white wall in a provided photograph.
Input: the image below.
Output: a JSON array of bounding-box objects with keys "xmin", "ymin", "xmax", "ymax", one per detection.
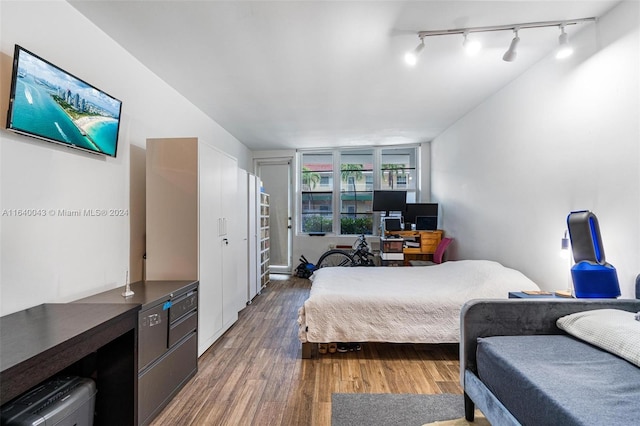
[{"xmin": 6, "ymin": 45, "xmax": 122, "ymax": 157}]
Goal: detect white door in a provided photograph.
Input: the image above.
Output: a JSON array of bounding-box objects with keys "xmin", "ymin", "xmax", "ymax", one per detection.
[
  {"xmin": 220, "ymin": 152, "xmax": 239, "ymax": 328},
  {"xmin": 198, "ymin": 143, "xmax": 223, "ymax": 355},
  {"xmin": 256, "ymin": 159, "xmax": 293, "ymax": 274}
]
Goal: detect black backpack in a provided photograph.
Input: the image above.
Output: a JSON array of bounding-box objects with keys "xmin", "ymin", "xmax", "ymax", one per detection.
[{"xmin": 295, "ymin": 255, "xmax": 315, "ymax": 278}]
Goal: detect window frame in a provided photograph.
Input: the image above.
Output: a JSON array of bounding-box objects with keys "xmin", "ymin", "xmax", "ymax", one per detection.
[{"xmin": 298, "ymin": 145, "xmax": 420, "ymax": 236}]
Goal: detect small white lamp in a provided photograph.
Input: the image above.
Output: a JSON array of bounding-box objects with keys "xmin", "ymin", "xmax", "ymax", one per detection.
[{"xmin": 558, "ymin": 231, "xmax": 573, "ymax": 297}]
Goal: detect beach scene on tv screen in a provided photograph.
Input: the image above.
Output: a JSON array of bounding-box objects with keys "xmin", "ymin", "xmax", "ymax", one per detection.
[{"xmin": 10, "ymin": 49, "xmax": 121, "ymax": 156}]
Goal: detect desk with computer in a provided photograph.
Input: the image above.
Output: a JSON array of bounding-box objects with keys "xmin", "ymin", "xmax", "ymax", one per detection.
[{"xmin": 373, "ymin": 190, "xmax": 442, "ymax": 265}]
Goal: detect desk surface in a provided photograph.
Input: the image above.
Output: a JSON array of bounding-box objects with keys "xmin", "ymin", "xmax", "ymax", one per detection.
[
  {"xmin": 75, "ymin": 280, "xmax": 197, "ymax": 308},
  {"xmin": 0, "ymin": 303, "xmax": 140, "ymax": 404}
]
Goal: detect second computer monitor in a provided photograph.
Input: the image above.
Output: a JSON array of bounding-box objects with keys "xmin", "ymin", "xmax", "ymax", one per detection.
[
  {"xmin": 405, "ymin": 203, "xmax": 438, "ymax": 228},
  {"xmin": 415, "ymin": 216, "xmax": 438, "ymax": 231}
]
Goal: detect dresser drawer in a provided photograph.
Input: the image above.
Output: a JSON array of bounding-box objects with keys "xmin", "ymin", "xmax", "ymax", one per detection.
[
  {"xmin": 169, "ymin": 290, "xmax": 198, "ymax": 323},
  {"xmin": 138, "ymin": 332, "xmax": 197, "ymax": 425},
  {"xmin": 139, "ymin": 303, "xmax": 169, "ymax": 371},
  {"xmin": 169, "ymin": 310, "xmax": 197, "ymax": 347},
  {"xmin": 420, "ymin": 233, "xmax": 441, "ymax": 253}
]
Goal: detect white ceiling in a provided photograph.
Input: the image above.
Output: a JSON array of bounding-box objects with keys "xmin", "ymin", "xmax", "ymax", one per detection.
[{"xmin": 69, "ymin": 1, "xmax": 619, "ymax": 151}]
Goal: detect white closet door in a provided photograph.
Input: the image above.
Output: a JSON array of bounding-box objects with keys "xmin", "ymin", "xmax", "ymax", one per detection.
[
  {"xmin": 198, "ymin": 143, "xmax": 223, "ymax": 355},
  {"xmin": 220, "ymin": 152, "xmax": 239, "ymax": 328}
]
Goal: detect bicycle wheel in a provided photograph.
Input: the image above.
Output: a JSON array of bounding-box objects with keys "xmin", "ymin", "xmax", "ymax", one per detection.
[{"xmin": 316, "ymin": 249, "xmax": 354, "ymax": 268}]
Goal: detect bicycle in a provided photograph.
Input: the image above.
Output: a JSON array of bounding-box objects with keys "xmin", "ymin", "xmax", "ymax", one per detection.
[{"xmin": 316, "ymin": 234, "xmax": 376, "ymax": 268}]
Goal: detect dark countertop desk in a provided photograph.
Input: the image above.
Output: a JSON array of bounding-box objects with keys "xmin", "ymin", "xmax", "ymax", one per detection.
[
  {"xmin": 0, "ymin": 302, "xmax": 140, "ymax": 425},
  {"xmin": 76, "ymin": 280, "xmax": 198, "ymax": 307}
]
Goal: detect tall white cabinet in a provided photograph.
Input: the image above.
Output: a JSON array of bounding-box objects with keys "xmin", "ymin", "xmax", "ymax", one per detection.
[
  {"xmin": 246, "ymin": 174, "xmax": 271, "ymax": 302},
  {"xmin": 247, "ymin": 173, "xmax": 259, "ymax": 301},
  {"xmin": 146, "ymin": 137, "xmax": 240, "ymax": 356},
  {"xmin": 259, "ymin": 191, "xmax": 271, "ymax": 289}
]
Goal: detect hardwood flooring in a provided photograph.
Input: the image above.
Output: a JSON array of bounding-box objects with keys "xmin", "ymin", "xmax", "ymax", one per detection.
[{"xmin": 151, "ymin": 275, "xmax": 462, "ymax": 426}]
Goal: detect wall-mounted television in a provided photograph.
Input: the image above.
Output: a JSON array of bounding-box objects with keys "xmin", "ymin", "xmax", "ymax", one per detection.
[
  {"xmin": 372, "ymin": 190, "xmax": 407, "ymax": 216},
  {"xmin": 6, "ymin": 45, "xmax": 122, "ymax": 157}
]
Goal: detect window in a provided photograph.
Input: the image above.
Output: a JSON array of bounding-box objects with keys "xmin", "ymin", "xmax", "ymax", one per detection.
[
  {"xmin": 340, "ymin": 149, "xmax": 374, "ymax": 234},
  {"xmin": 301, "ymin": 153, "xmax": 333, "ymax": 233},
  {"xmin": 380, "ymin": 147, "xmax": 417, "ymax": 196},
  {"xmin": 299, "ymin": 146, "xmax": 419, "ymax": 235}
]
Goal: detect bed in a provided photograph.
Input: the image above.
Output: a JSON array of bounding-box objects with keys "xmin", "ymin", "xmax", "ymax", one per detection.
[{"xmin": 297, "ymin": 260, "xmax": 540, "ymax": 357}]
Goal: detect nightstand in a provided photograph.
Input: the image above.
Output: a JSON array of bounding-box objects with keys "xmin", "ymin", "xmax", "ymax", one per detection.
[{"xmin": 508, "ymin": 291, "xmax": 567, "ymax": 299}]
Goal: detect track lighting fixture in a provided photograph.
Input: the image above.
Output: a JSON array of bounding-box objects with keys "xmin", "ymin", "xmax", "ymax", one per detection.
[
  {"xmin": 405, "ymin": 17, "xmax": 595, "ymax": 66},
  {"xmin": 404, "ymin": 37, "xmax": 425, "ymax": 66},
  {"xmin": 502, "ymin": 28, "xmax": 520, "ymax": 62},
  {"xmin": 462, "ymin": 32, "xmax": 481, "ymax": 56},
  {"xmin": 555, "ymin": 24, "xmax": 574, "ymax": 59}
]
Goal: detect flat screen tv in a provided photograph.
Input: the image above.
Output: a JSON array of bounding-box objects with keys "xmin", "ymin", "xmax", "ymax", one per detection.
[
  {"xmin": 372, "ymin": 190, "xmax": 407, "ymax": 216},
  {"xmin": 6, "ymin": 45, "xmax": 122, "ymax": 157}
]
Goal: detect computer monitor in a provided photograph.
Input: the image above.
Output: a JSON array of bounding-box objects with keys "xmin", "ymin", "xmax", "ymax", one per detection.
[
  {"xmin": 372, "ymin": 190, "xmax": 407, "ymax": 216},
  {"xmin": 415, "ymin": 216, "xmax": 438, "ymax": 231},
  {"xmin": 383, "ymin": 217, "xmax": 403, "ymax": 232},
  {"xmin": 404, "ymin": 203, "xmax": 438, "ymax": 225}
]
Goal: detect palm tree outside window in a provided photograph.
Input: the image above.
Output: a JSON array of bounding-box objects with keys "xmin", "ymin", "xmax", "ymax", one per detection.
[{"xmin": 299, "ymin": 146, "xmax": 418, "ymax": 235}]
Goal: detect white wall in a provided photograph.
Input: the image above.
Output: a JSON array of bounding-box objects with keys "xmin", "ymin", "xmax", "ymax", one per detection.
[
  {"xmin": 0, "ymin": 0, "xmax": 252, "ymax": 315},
  {"xmin": 431, "ymin": 1, "xmax": 639, "ymax": 297}
]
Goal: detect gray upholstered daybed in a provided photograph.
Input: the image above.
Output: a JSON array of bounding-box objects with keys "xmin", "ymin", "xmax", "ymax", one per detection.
[{"xmin": 460, "ymin": 297, "xmax": 640, "ymax": 426}]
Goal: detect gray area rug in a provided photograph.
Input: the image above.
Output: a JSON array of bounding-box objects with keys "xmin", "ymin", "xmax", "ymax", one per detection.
[{"xmin": 331, "ymin": 393, "xmax": 465, "ymax": 426}]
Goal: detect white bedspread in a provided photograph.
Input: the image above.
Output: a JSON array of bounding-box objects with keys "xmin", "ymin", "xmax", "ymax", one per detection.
[{"xmin": 298, "ymin": 260, "xmax": 539, "ymax": 344}]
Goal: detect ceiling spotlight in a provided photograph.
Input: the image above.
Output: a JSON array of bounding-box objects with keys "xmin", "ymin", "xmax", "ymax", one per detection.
[
  {"xmin": 556, "ymin": 24, "xmax": 574, "ymax": 59},
  {"xmin": 404, "ymin": 38, "xmax": 425, "ymax": 66},
  {"xmin": 502, "ymin": 28, "xmax": 520, "ymax": 62},
  {"xmin": 462, "ymin": 32, "xmax": 481, "ymax": 56}
]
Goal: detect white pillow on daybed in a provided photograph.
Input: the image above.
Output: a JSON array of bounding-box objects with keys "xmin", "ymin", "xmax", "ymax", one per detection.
[{"xmin": 557, "ymin": 309, "xmax": 640, "ymax": 368}]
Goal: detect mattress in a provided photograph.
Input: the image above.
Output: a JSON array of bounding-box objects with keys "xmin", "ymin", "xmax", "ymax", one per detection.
[
  {"xmin": 297, "ymin": 260, "xmax": 539, "ymax": 344},
  {"xmin": 477, "ymin": 335, "xmax": 640, "ymax": 426}
]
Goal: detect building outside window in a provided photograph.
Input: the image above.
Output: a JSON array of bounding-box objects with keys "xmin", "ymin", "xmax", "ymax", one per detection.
[
  {"xmin": 300, "ymin": 146, "xmax": 418, "ymax": 235},
  {"xmin": 301, "ymin": 153, "xmax": 333, "ymax": 233},
  {"xmin": 340, "ymin": 149, "xmax": 374, "ymax": 234},
  {"xmin": 381, "ymin": 147, "xmax": 417, "ymax": 193}
]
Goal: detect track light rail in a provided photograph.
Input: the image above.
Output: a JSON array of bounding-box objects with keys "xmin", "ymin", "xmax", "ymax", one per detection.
[{"xmin": 416, "ymin": 17, "xmax": 596, "ymax": 38}]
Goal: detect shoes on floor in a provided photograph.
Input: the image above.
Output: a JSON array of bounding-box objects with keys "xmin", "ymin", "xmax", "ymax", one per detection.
[
  {"xmin": 336, "ymin": 342, "xmax": 362, "ymax": 353},
  {"xmin": 328, "ymin": 342, "xmax": 337, "ymax": 353},
  {"xmin": 318, "ymin": 343, "xmax": 328, "ymax": 354}
]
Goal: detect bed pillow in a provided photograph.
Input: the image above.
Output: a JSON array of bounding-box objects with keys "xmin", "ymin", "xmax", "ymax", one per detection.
[{"xmin": 557, "ymin": 309, "xmax": 640, "ymax": 367}]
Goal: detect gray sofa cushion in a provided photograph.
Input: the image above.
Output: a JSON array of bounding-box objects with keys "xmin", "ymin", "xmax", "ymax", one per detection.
[{"xmin": 476, "ymin": 335, "xmax": 640, "ymax": 426}]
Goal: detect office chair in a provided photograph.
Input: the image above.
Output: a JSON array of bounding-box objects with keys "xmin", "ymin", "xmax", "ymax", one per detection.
[{"xmin": 409, "ymin": 237, "xmax": 453, "ymax": 266}]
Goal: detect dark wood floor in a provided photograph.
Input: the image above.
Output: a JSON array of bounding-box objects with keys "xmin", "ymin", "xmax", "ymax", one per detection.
[{"xmin": 151, "ymin": 274, "xmax": 462, "ymax": 426}]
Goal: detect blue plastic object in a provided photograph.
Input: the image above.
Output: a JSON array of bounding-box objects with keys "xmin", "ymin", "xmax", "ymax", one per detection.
[
  {"xmin": 571, "ymin": 261, "xmax": 620, "ymax": 298},
  {"xmin": 567, "ymin": 210, "xmax": 620, "ymax": 298}
]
